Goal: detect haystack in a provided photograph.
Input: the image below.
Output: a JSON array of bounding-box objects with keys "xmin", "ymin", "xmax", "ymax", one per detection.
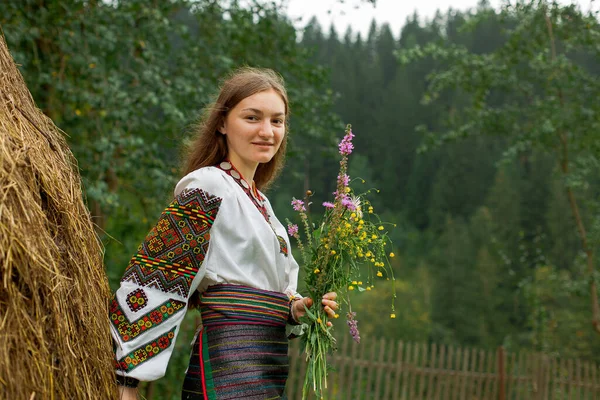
[{"xmin": 0, "ymin": 32, "xmax": 118, "ymax": 398}]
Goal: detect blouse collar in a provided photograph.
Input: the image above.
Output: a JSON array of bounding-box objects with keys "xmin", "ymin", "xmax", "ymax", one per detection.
[{"xmin": 217, "ymin": 160, "xmax": 265, "ymax": 202}]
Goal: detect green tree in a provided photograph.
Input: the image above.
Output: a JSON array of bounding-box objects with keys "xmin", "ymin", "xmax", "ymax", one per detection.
[{"xmin": 399, "ymin": 0, "xmax": 600, "ymax": 334}]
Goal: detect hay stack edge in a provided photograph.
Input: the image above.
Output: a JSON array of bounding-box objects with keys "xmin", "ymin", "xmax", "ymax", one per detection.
[{"xmin": 0, "ymin": 32, "xmax": 117, "ymax": 398}]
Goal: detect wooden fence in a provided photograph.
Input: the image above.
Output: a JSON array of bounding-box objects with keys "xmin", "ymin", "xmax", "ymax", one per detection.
[{"xmin": 286, "ymin": 335, "xmax": 600, "ymax": 400}]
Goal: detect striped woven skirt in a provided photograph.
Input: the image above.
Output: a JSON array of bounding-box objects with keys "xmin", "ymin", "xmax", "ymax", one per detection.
[{"xmin": 182, "ymin": 284, "xmax": 291, "ymax": 400}]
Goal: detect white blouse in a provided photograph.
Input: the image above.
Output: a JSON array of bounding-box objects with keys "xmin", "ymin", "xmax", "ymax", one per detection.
[{"xmin": 111, "ymin": 161, "xmax": 302, "ymax": 382}]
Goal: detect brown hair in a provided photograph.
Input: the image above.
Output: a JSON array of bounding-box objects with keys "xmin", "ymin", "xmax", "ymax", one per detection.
[{"xmin": 182, "ymin": 67, "xmax": 290, "ymax": 191}]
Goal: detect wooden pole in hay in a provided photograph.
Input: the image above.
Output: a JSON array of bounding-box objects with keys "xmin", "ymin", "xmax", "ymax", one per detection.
[{"xmin": 0, "ymin": 30, "xmax": 118, "ymax": 399}]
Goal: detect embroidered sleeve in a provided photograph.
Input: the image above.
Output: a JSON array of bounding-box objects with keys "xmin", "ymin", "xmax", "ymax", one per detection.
[{"xmin": 111, "ymin": 187, "xmax": 222, "ymax": 383}]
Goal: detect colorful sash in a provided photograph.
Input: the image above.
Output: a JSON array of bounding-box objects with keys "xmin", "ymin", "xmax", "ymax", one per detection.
[{"xmin": 182, "ymin": 284, "xmax": 290, "ymax": 400}]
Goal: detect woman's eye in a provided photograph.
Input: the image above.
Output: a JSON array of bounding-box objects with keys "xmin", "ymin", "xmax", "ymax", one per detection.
[
  {"xmin": 246, "ymin": 116, "xmax": 258, "ymax": 121},
  {"xmin": 273, "ymin": 119, "xmax": 284, "ymax": 125}
]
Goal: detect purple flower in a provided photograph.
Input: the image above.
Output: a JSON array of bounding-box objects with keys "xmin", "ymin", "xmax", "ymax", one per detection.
[
  {"xmin": 322, "ymin": 202, "xmax": 335, "ymax": 209},
  {"xmin": 287, "ymin": 224, "xmax": 299, "ymax": 236},
  {"xmin": 346, "ymin": 312, "xmax": 360, "ymax": 343},
  {"xmin": 338, "ymin": 130, "xmax": 355, "ymax": 155},
  {"xmin": 291, "ymin": 198, "xmax": 306, "ymax": 212},
  {"xmin": 337, "ymin": 174, "xmax": 350, "ymax": 187},
  {"xmin": 341, "ymin": 196, "xmax": 356, "ymax": 211}
]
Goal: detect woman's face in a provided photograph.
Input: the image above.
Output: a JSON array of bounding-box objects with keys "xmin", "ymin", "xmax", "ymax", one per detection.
[{"xmin": 221, "ymin": 89, "xmax": 286, "ymax": 177}]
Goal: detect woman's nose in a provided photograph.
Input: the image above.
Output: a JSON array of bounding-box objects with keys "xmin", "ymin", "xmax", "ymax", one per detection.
[{"xmin": 258, "ymin": 121, "xmax": 274, "ymax": 138}]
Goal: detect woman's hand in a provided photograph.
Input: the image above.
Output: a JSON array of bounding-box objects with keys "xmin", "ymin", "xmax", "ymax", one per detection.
[{"xmin": 292, "ymin": 292, "xmax": 338, "ymax": 327}]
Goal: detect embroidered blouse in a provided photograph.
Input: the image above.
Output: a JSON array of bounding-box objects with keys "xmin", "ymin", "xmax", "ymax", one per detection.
[{"xmin": 111, "ymin": 161, "xmax": 302, "ymax": 383}]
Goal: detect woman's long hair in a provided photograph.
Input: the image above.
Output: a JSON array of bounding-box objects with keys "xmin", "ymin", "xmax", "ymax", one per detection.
[{"xmin": 182, "ymin": 67, "xmax": 290, "ymax": 191}]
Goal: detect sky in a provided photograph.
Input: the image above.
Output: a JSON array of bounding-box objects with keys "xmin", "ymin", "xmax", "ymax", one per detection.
[{"xmin": 281, "ymin": 0, "xmax": 594, "ymax": 38}]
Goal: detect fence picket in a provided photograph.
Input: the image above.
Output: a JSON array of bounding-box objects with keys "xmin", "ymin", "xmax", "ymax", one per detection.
[
  {"xmin": 568, "ymin": 358, "xmax": 575, "ymax": 400},
  {"xmin": 451, "ymin": 347, "xmax": 462, "ymax": 400},
  {"xmin": 402, "ymin": 343, "xmax": 413, "ymax": 399},
  {"xmin": 382, "ymin": 340, "xmax": 394, "ymax": 400},
  {"xmin": 576, "ymin": 359, "xmax": 582, "ymax": 400},
  {"xmin": 506, "ymin": 351, "xmax": 516, "ymax": 399},
  {"xmin": 486, "ymin": 349, "xmax": 497, "ymax": 399},
  {"xmin": 551, "ymin": 357, "xmax": 558, "ymax": 400},
  {"xmin": 392, "ymin": 341, "xmax": 404, "ymax": 400},
  {"xmin": 408, "ymin": 342, "xmax": 420, "ymax": 399},
  {"xmin": 417, "ymin": 342, "xmax": 428, "ymax": 400},
  {"xmin": 542, "ymin": 355, "xmax": 551, "ymax": 400},
  {"xmin": 434, "ymin": 344, "xmax": 446, "ymax": 400},
  {"xmin": 373, "ymin": 337, "xmax": 386, "ymax": 400},
  {"xmin": 426, "ymin": 343, "xmax": 437, "ymax": 400},
  {"xmin": 475, "ymin": 349, "xmax": 485, "ymax": 400}
]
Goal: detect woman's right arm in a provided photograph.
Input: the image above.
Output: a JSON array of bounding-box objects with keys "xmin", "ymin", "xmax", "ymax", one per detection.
[
  {"xmin": 111, "ymin": 169, "xmax": 227, "ymax": 389},
  {"xmin": 118, "ymin": 386, "xmax": 138, "ymax": 400}
]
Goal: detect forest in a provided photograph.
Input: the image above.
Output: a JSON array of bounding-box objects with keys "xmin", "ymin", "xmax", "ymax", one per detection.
[{"xmin": 1, "ymin": 0, "xmax": 599, "ymax": 397}]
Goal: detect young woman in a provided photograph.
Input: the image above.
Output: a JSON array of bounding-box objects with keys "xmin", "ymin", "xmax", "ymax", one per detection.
[{"xmin": 111, "ymin": 67, "xmax": 338, "ymax": 399}]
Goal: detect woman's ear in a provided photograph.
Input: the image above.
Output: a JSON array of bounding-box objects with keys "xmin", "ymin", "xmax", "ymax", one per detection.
[{"xmin": 219, "ymin": 120, "xmax": 227, "ymax": 135}]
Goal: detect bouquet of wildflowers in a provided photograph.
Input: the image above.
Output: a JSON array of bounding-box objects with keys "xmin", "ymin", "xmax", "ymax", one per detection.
[{"xmin": 287, "ymin": 124, "xmax": 396, "ymax": 399}]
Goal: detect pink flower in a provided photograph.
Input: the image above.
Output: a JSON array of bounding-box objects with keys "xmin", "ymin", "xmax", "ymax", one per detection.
[
  {"xmin": 346, "ymin": 312, "xmax": 360, "ymax": 343},
  {"xmin": 341, "ymin": 197, "xmax": 356, "ymax": 211},
  {"xmin": 337, "ymin": 174, "xmax": 349, "ymax": 187},
  {"xmin": 322, "ymin": 202, "xmax": 335, "ymax": 209},
  {"xmin": 338, "ymin": 130, "xmax": 355, "ymax": 155},
  {"xmin": 287, "ymin": 224, "xmax": 299, "ymax": 236},
  {"xmin": 291, "ymin": 198, "xmax": 306, "ymax": 212}
]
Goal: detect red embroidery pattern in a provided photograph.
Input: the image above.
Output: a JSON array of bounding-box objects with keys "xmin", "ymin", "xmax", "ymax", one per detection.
[
  {"xmin": 122, "ymin": 188, "xmax": 221, "ymax": 297},
  {"xmin": 125, "ymin": 288, "xmax": 148, "ymax": 312},
  {"xmin": 115, "ymin": 328, "xmax": 176, "ymax": 372},
  {"xmin": 110, "ymin": 296, "xmax": 185, "ymax": 342}
]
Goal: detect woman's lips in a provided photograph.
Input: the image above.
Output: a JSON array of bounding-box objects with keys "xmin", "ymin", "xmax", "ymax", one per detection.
[{"xmin": 253, "ymin": 142, "xmax": 274, "ymax": 147}]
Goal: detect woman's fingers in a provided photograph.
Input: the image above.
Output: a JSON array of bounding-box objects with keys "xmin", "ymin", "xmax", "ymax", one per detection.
[
  {"xmin": 322, "ymin": 292, "xmax": 337, "ymax": 300},
  {"xmin": 323, "ymin": 306, "xmax": 336, "ymax": 319},
  {"xmin": 294, "ymin": 293, "xmax": 339, "ymax": 323}
]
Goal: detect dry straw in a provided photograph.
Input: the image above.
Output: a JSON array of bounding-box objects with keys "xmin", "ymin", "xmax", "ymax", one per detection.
[{"xmin": 0, "ymin": 31, "xmax": 118, "ymax": 398}]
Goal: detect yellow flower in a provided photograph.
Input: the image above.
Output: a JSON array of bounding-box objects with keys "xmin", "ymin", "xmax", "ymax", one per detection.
[
  {"xmin": 358, "ymin": 281, "xmax": 363, "ymax": 285},
  {"xmin": 334, "ymin": 314, "xmax": 339, "ymax": 319},
  {"xmin": 351, "ymin": 213, "xmax": 356, "ymax": 218},
  {"xmin": 317, "ymin": 318, "xmax": 322, "ymax": 324},
  {"xmin": 352, "ymin": 281, "xmax": 357, "ymax": 285},
  {"xmin": 330, "ymin": 250, "xmax": 336, "ymax": 255},
  {"xmin": 366, "ymin": 287, "xmax": 372, "ymax": 291},
  {"xmin": 378, "ymin": 226, "xmax": 384, "ymax": 231},
  {"xmin": 371, "ymin": 258, "xmax": 375, "ymax": 263},
  {"xmin": 372, "ymin": 234, "xmax": 377, "ymax": 239},
  {"xmin": 390, "ymin": 252, "xmax": 395, "ymax": 258},
  {"xmin": 390, "ymin": 313, "xmax": 396, "ymax": 319},
  {"xmin": 366, "ymin": 251, "xmax": 372, "ymax": 257},
  {"xmin": 325, "ymin": 244, "xmax": 329, "ymax": 249},
  {"xmin": 359, "ymin": 220, "xmax": 364, "ymax": 225},
  {"xmin": 344, "ymin": 187, "xmax": 351, "ymax": 193},
  {"xmin": 377, "ymin": 271, "xmax": 383, "ymax": 277},
  {"xmin": 348, "ymin": 285, "xmax": 355, "ymax": 290},
  {"xmin": 314, "ymin": 268, "xmax": 320, "ymax": 274},
  {"xmin": 358, "ymin": 252, "xmax": 364, "ymax": 257},
  {"xmin": 345, "ymin": 223, "xmax": 351, "ymax": 228}
]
